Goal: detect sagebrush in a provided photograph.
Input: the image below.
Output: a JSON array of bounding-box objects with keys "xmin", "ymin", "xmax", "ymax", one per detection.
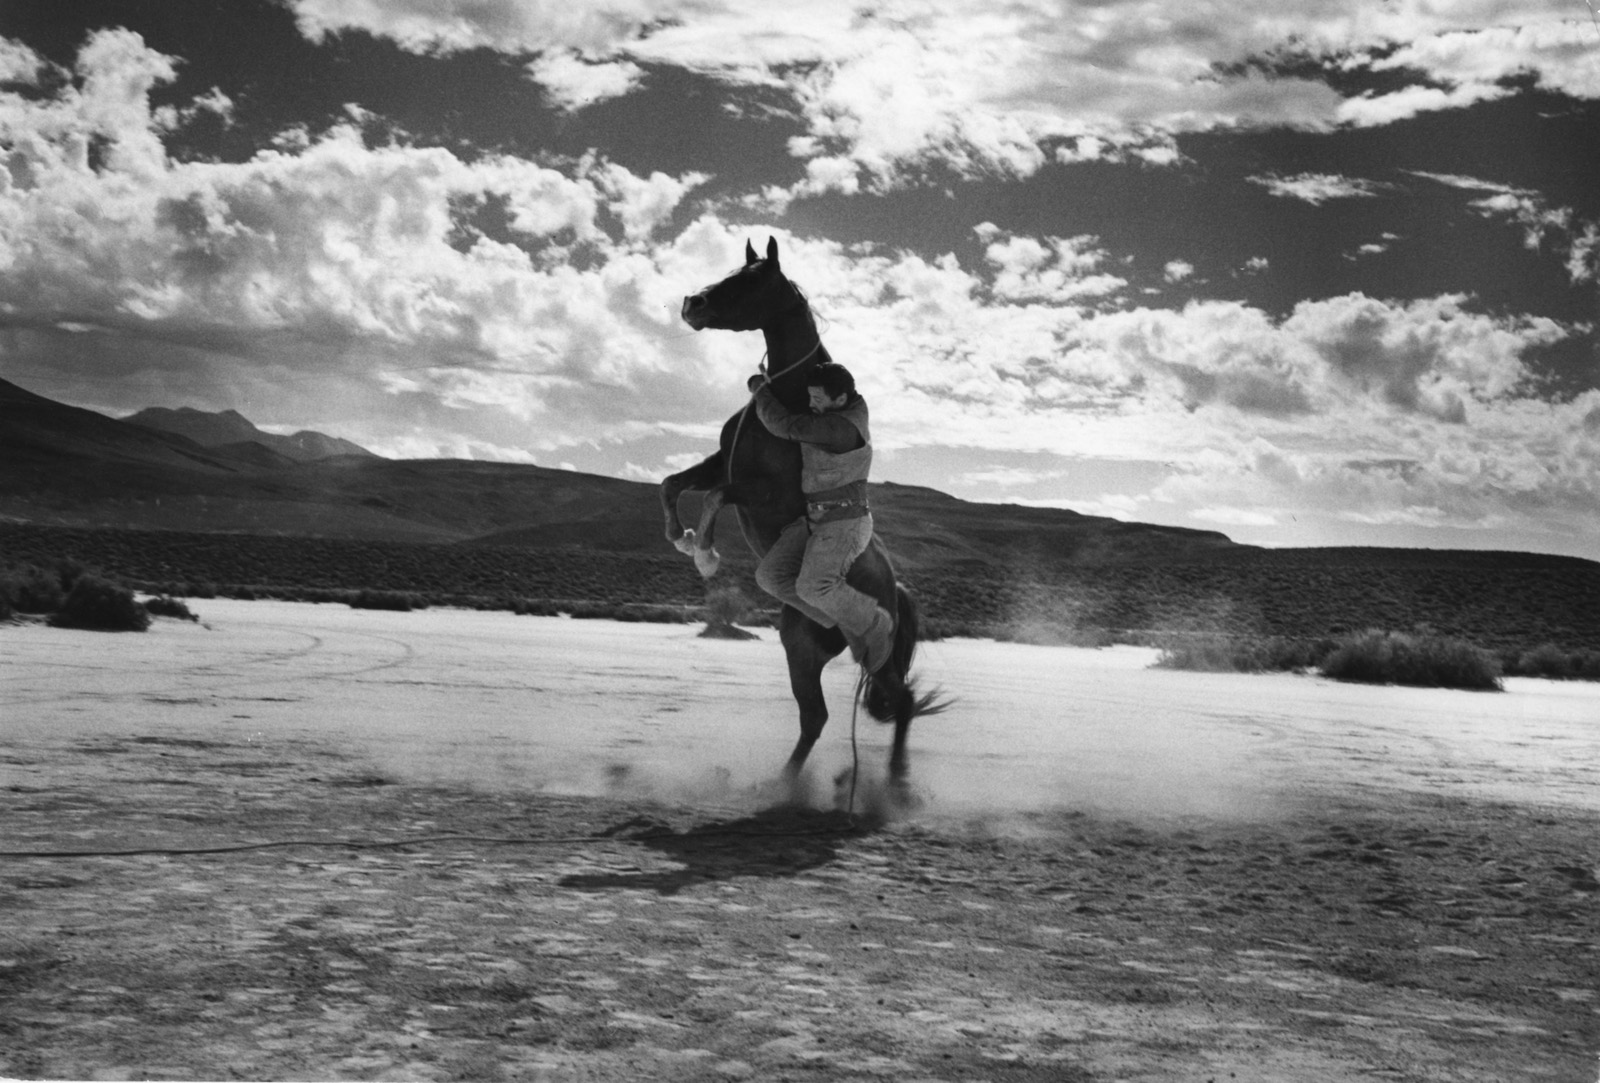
[
  {"xmin": 50, "ymin": 575, "xmax": 151, "ymax": 632},
  {"xmin": 1319, "ymin": 629, "xmax": 1501, "ymax": 691}
]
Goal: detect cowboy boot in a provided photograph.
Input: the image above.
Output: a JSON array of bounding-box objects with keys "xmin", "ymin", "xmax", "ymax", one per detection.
[{"xmin": 850, "ymin": 606, "xmax": 896, "ymax": 673}]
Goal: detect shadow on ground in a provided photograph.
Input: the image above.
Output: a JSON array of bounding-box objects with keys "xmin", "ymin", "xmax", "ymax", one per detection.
[{"xmin": 558, "ymin": 806, "xmax": 868, "ymax": 894}]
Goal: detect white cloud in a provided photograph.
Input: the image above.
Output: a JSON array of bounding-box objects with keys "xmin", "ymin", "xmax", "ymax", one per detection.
[
  {"xmin": 0, "ymin": 37, "xmax": 51, "ymax": 83},
  {"xmin": 0, "ymin": 30, "xmax": 741, "ymax": 458},
  {"xmin": 281, "ymin": 0, "xmax": 1600, "ymax": 198},
  {"xmin": 527, "ymin": 51, "xmax": 644, "ymax": 111},
  {"xmin": 977, "ymin": 225, "xmax": 1127, "ymax": 304},
  {"xmin": 5, "ymin": 28, "xmax": 1597, "ymax": 553},
  {"xmin": 1409, "ymin": 171, "xmax": 1600, "ymax": 285},
  {"xmin": 1369, "ymin": 21, "xmax": 1600, "ymax": 101},
  {"xmin": 1249, "ymin": 172, "xmax": 1391, "ymax": 205},
  {"xmin": 288, "ymin": 0, "xmax": 672, "ymax": 54},
  {"xmin": 1336, "ymin": 80, "xmax": 1509, "ymax": 127},
  {"xmin": 1163, "ymin": 260, "xmax": 1194, "ymax": 283},
  {"xmin": 957, "ymin": 466, "xmax": 1066, "ymax": 488},
  {"xmin": 1190, "ymin": 506, "xmax": 1278, "ymax": 527},
  {"xmin": 620, "ymin": 460, "xmax": 667, "ymax": 482}
]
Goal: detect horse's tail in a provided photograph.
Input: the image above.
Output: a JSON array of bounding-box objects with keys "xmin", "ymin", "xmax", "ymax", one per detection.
[{"xmin": 862, "ymin": 584, "xmax": 951, "ymax": 723}]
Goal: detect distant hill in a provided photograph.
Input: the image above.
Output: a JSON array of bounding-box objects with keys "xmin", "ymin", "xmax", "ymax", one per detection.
[
  {"xmin": 0, "ymin": 376, "xmax": 272, "ymax": 476},
  {"xmin": 125, "ymin": 406, "xmax": 377, "ymax": 462},
  {"xmin": 3, "ymin": 375, "xmax": 1598, "ymax": 653},
  {"xmin": 0, "ymin": 375, "xmax": 1242, "ymax": 568}
]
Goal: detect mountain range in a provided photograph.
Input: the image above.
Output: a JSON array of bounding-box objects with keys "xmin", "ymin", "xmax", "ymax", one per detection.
[
  {"xmin": 4, "ymin": 374, "xmax": 1598, "ymax": 652},
  {"xmin": 0, "ymin": 375, "xmax": 1241, "ymax": 567},
  {"xmin": 124, "ymin": 406, "xmax": 378, "ymax": 464}
]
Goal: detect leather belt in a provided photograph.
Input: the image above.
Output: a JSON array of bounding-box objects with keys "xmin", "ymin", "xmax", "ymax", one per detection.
[{"xmin": 807, "ymin": 498, "xmax": 866, "ymax": 515}]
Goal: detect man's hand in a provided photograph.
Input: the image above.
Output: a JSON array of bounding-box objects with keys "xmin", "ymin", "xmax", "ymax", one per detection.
[{"xmin": 746, "ymin": 373, "xmax": 767, "ymax": 393}]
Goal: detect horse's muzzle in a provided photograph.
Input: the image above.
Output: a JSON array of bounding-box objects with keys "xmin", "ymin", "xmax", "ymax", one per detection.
[{"xmin": 681, "ymin": 294, "xmax": 708, "ymax": 330}]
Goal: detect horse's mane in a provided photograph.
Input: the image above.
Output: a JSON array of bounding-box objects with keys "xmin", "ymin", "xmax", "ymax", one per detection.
[{"xmin": 787, "ymin": 278, "xmax": 826, "ymax": 334}]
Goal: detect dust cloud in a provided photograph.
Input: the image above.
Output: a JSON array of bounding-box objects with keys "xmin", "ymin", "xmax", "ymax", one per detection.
[{"xmin": 7, "ymin": 600, "xmax": 1599, "ymax": 833}]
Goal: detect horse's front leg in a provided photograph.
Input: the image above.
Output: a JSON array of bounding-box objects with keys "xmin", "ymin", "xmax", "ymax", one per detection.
[
  {"xmin": 660, "ymin": 452, "xmax": 725, "ymax": 552},
  {"xmin": 687, "ymin": 479, "xmax": 769, "ymax": 578},
  {"xmin": 689, "ymin": 486, "xmax": 727, "ymax": 577}
]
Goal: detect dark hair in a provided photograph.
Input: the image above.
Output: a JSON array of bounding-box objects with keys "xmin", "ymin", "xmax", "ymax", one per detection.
[{"xmin": 806, "ymin": 362, "xmax": 855, "ymax": 399}]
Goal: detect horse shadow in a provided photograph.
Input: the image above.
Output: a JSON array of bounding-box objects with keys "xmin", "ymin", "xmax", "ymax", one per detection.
[{"xmin": 558, "ymin": 805, "xmax": 871, "ymax": 896}]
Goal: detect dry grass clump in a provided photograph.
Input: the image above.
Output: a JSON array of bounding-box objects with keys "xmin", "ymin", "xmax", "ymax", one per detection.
[{"xmin": 1318, "ymin": 629, "xmax": 1502, "ymax": 691}]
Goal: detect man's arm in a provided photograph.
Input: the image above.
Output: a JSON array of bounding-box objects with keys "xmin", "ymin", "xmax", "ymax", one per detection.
[{"xmin": 752, "ymin": 385, "xmax": 859, "ymax": 453}]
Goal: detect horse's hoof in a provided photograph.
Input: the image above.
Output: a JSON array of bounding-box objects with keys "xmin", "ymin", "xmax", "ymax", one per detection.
[
  {"xmin": 673, "ymin": 530, "xmax": 698, "ymax": 556},
  {"xmin": 693, "ymin": 547, "xmax": 721, "ymax": 578},
  {"xmin": 888, "ymin": 775, "xmax": 924, "ymax": 815}
]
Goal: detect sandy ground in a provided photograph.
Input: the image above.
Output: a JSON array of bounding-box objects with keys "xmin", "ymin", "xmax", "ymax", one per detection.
[{"xmin": 2, "ymin": 600, "xmax": 1597, "ymax": 1081}]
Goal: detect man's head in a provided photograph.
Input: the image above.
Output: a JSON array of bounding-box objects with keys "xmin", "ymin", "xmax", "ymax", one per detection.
[{"xmin": 806, "ymin": 362, "xmax": 855, "ymax": 413}]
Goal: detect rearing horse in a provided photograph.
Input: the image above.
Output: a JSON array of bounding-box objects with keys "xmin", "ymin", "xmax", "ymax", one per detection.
[{"xmin": 662, "ymin": 237, "xmax": 944, "ymax": 780}]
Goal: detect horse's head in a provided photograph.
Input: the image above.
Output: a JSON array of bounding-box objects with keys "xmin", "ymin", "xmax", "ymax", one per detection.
[{"xmin": 682, "ymin": 236, "xmax": 805, "ymax": 332}]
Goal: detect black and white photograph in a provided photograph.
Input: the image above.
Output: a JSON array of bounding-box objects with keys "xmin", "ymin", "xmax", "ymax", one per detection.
[{"xmin": 2, "ymin": 1, "xmax": 1597, "ymax": 1079}]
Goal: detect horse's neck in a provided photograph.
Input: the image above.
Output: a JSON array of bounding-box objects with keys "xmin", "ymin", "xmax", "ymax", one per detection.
[{"xmin": 761, "ymin": 305, "xmax": 823, "ymax": 408}]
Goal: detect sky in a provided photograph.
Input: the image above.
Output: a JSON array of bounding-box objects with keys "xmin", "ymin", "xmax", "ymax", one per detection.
[{"xmin": 1, "ymin": 0, "xmax": 1598, "ymax": 561}]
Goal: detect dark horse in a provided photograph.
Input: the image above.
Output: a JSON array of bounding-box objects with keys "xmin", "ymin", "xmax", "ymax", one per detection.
[{"xmin": 662, "ymin": 237, "xmax": 943, "ymax": 781}]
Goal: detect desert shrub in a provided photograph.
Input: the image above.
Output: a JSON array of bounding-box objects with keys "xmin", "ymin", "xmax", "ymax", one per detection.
[
  {"xmin": 0, "ymin": 591, "xmax": 12, "ymax": 621},
  {"xmin": 1, "ymin": 564, "xmax": 66, "ymax": 613},
  {"xmin": 705, "ymin": 585, "xmax": 752, "ymax": 627},
  {"xmin": 1513, "ymin": 642, "xmax": 1573, "ymax": 679},
  {"xmin": 348, "ymin": 589, "xmax": 422, "ymax": 612},
  {"xmin": 1319, "ymin": 630, "xmax": 1501, "ymax": 691},
  {"xmin": 143, "ymin": 595, "xmax": 199, "ymax": 621},
  {"xmin": 51, "ymin": 575, "xmax": 151, "ymax": 632},
  {"xmin": 1509, "ymin": 643, "xmax": 1600, "ymax": 681},
  {"xmin": 511, "ymin": 598, "xmax": 562, "ymax": 617},
  {"xmin": 743, "ymin": 607, "xmax": 780, "ymax": 629},
  {"xmin": 617, "ymin": 604, "xmax": 691, "ymax": 624},
  {"xmin": 55, "ymin": 556, "xmax": 93, "ymax": 591}
]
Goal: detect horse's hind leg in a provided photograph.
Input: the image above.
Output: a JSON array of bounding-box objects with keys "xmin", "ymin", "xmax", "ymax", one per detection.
[{"xmin": 885, "ymin": 669, "xmax": 914, "ymax": 781}]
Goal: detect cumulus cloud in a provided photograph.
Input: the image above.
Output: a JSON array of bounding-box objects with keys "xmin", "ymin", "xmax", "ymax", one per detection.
[
  {"xmin": 527, "ymin": 51, "xmax": 645, "ymax": 111},
  {"xmin": 1367, "ymin": 21, "xmax": 1600, "ymax": 101},
  {"xmin": 976, "ymin": 224, "xmax": 1127, "ymax": 304},
  {"xmin": 0, "ymin": 29, "xmax": 743, "ymax": 459},
  {"xmin": 279, "ymin": 0, "xmax": 1599, "ymax": 198},
  {"xmin": 4, "ymin": 27, "xmax": 1596, "ymax": 552}
]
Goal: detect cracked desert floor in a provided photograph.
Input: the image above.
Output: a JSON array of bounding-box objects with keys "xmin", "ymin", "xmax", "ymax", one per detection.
[{"xmin": 3, "ymin": 600, "xmax": 1598, "ymax": 1081}]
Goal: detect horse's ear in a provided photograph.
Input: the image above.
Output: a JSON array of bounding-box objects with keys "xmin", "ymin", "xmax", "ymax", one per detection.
[
  {"xmin": 766, "ymin": 236, "xmax": 780, "ymax": 269},
  {"xmin": 745, "ymin": 239, "xmax": 758, "ymax": 265}
]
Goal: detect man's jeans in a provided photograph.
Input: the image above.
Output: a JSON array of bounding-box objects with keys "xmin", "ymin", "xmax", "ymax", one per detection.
[{"xmin": 756, "ymin": 513, "xmax": 883, "ymax": 639}]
